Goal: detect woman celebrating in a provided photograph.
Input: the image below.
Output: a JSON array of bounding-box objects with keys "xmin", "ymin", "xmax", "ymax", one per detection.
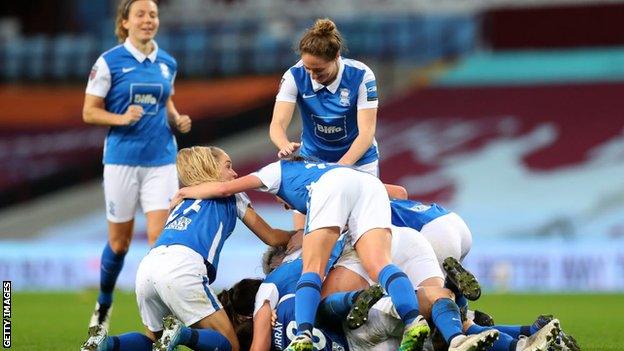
[
  {"xmin": 83, "ymin": 0, "xmax": 191, "ymax": 330},
  {"xmin": 270, "ymin": 18, "xmax": 380, "ymax": 175}
]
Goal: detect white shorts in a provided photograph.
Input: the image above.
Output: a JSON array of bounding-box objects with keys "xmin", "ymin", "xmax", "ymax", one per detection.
[
  {"xmin": 103, "ymin": 164, "xmax": 178, "ymax": 223},
  {"xmin": 354, "ymin": 159, "xmax": 379, "ymax": 177},
  {"xmin": 420, "ymin": 212, "xmax": 473, "ymax": 267},
  {"xmin": 135, "ymin": 245, "xmax": 221, "ymax": 332},
  {"xmin": 305, "ymin": 168, "xmax": 391, "ymax": 245},
  {"xmin": 336, "ymin": 225, "xmax": 443, "ymax": 287}
]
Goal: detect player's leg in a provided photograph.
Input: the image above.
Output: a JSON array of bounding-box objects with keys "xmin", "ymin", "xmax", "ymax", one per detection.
[
  {"xmin": 90, "ymin": 165, "xmax": 139, "ymax": 329},
  {"xmin": 140, "ymin": 164, "xmax": 178, "ymax": 245},
  {"xmin": 287, "ymin": 227, "xmax": 340, "ymax": 351},
  {"xmin": 355, "ymin": 229, "xmax": 429, "ymax": 351},
  {"xmin": 151, "ymin": 245, "xmax": 238, "ymax": 351}
]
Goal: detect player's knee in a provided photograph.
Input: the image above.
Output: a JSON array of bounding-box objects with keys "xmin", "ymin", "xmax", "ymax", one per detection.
[{"xmin": 108, "ymin": 237, "xmax": 131, "ymax": 254}]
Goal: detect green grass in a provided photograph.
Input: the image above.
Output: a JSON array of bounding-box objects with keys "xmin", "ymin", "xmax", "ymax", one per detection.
[{"xmin": 10, "ymin": 291, "xmax": 624, "ymax": 350}]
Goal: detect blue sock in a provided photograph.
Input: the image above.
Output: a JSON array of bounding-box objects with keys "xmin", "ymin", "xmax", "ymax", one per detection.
[
  {"xmin": 431, "ymin": 298, "xmax": 463, "ymax": 344},
  {"xmin": 294, "ymin": 272, "xmax": 322, "ymax": 335},
  {"xmin": 98, "ymin": 243, "xmax": 127, "ymax": 307},
  {"xmin": 378, "ymin": 264, "xmax": 419, "ymax": 325},
  {"xmin": 467, "ymin": 324, "xmax": 517, "ymax": 351},
  {"xmin": 445, "ymin": 278, "xmax": 468, "ymax": 309},
  {"xmin": 180, "ymin": 328, "xmax": 232, "ymax": 351},
  {"xmin": 105, "ymin": 333, "xmax": 152, "ymax": 351},
  {"xmin": 318, "ymin": 291, "xmax": 360, "ymax": 319},
  {"xmin": 492, "ymin": 324, "xmax": 531, "ymax": 338},
  {"xmin": 317, "ymin": 290, "xmax": 360, "ymax": 331}
]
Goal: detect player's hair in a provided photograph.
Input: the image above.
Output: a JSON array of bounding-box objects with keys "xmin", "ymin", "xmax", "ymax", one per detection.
[
  {"xmin": 298, "ymin": 18, "xmax": 345, "ymax": 61},
  {"xmin": 115, "ymin": 0, "xmax": 159, "ymax": 43},
  {"xmin": 218, "ymin": 278, "xmax": 262, "ymax": 338},
  {"xmin": 262, "ymin": 245, "xmax": 288, "ymax": 275},
  {"xmin": 176, "ymin": 146, "xmax": 225, "ymax": 186}
]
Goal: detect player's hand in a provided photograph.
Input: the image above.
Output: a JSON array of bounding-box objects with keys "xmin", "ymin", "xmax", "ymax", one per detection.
[
  {"xmin": 277, "ymin": 142, "xmax": 300, "ymax": 158},
  {"xmin": 286, "ymin": 229, "xmax": 304, "ymax": 254},
  {"xmin": 121, "ymin": 105, "xmax": 143, "ymax": 125},
  {"xmin": 175, "ymin": 114, "xmax": 192, "ymax": 133},
  {"xmin": 271, "ymin": 309, "xmax": 277, "ymax": 327},
  {"xmin": 169, "ymin": 189, "xmax": 186, "ymax": 211}
]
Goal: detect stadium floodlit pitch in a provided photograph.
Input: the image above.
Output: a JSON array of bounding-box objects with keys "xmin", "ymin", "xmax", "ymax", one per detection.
[{"xmin": 10, "ymin": 291, "xmax": 624, "ymax": 350}]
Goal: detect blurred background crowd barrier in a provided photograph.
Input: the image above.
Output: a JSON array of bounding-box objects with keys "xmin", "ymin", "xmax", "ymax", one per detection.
[{"xmin": 0, "ymin": 0, "xmax": 623, "ymax": 292}]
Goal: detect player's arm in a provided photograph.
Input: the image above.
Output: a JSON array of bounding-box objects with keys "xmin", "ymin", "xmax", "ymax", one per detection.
[
  {"xmin": 166, "ymin": 96, "xmax": 191, "ymax": 133},
  {"xmin": 82, "ymin": 94, "xmax": 143, "ymax": 126},
  {"xmin": 241, "ymin": 207, "xmax": 295, "ymax": 247},
  {"xmin": 337, "ymin": 107, "xmax": 377, "ymax": 166},
  {"xmin": 385, "ymin": 183, "xmax": 408, "ymax": 199},
  {"xmin": 172, "ymin": 174, "xmax": 263, "ymax": 206},
  {"xmin": 270, "ymin": 101, "xmax": 299, "ymax": 158},
  {"xmin": 250, "ymin": 302, "xmax": 272, "ymax": 351}
]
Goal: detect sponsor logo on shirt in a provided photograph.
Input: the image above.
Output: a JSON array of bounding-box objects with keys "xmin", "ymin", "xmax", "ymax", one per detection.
[
  {"xmin": 134, "ymin": 94, "xmax": 158, "ymax": 105},
  {"xmin": 365, "ymin": 80, "xmax": 378, "ymax": 101},
  {"xmin": 122, "ymin": 67, "xmax": 136, "ymax": 73},
  {"xmin": 302, "ymin": 93, "xmax": 317, "ymax": 99},
  {"xmin": 165, "ymin": 216, "xmax": 192, "ymax": 231}
]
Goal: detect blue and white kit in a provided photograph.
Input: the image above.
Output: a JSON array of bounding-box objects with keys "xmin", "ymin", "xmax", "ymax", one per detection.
[
  {"xmin": 252, "ymin": 160, "xmax": 391, "ymax": 244},
  {"xmin": 135, "ymin": 193, "xmax": 250, "ymax": 331},
  {"xmin": 276, "ymin": 57, "xmax": 379, "ymax": 169},
  {"xmin": 86, "ymin": 38, "xmax": 180, "ymax": 222}
]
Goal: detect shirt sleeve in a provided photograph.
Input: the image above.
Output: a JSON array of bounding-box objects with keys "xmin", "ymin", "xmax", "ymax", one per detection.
[
  {"xmin": 254, "ymin": 282, "xmax": 280, "ymax": 316},
  {"xmin": 85, "ymin": 56, "xmax": 111, "ymax": 98},
  {"xmin": 357, "ymin": 66, "xmax": 379, "ymax": 110},
  {"xmin": 170, "ymin": 70, "xmax": 177, "ymax": 95},
  {"xmin": 251, "ymin": 161, "xmax": 282, "ymax": 194},
  {"xmin": 234, "ymin": 192, "xmax": 251, "ymax": 219},
  {"xmin": 275, "ymin": 70, "xmax": 298, "ymax": 103}
]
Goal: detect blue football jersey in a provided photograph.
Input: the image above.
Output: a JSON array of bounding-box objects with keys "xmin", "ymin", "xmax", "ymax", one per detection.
[
  {"xmin": 255, "ymin": 235, "xmax": 346, "ymax": 314},
  {"xmin": 253, "ymin": 160, "xmax": 344, "ymax": 214},
  {"xmin": 86, "ymin": 39, "xmax": 177, "ymax": 166},
  {"xmin": 390, "ymin": 199, "xmax": 450, "ymax": 231},
  {"xmin": 155, "ymin": 194, "xmax": 248, "ymax": 283},
  {"xmin": 277, "ymin": 57, "xmax": 379, "ymax": 166},
  {"xmin": 273, "ymin": 296, "xmax": 349, "ymax": 351}
]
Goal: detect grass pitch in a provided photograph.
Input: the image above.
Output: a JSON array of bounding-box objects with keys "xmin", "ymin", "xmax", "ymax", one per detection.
[{"xmin": 10, "ymin": 291, "xmax": 623, "ymax": 350}]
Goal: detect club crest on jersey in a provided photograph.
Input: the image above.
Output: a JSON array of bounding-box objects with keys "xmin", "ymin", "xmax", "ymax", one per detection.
[
  {"xmin": 410, "ymin": 204, "xmax": 431, "ymax": 212},
  {"xmin": 339, "ymin": 88, "xmax": 350, "ymax": 106},
  {"xmin": 160, "ymin": 63, "xmax": 171, "ymax": 79}
]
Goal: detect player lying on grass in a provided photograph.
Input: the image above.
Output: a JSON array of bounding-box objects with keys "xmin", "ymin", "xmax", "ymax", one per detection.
[{"xmin": 80, "ymin": 146, "xmax": 294, "ymax": 351}]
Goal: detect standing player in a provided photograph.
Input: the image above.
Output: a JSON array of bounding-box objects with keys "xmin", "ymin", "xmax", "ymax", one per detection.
[
  {"xmin": 269, "ymin": 18, "xmax": 381, "ymax": 230},
  {"xmin": 82, "ymin": 0, "xmax": 192, "ymax": 330},
  {"xmin": 173, "ymin": 157, "xmax": 430, "ymax": 351},
  {"xmin": 80, "ymin": 146, "xmax": 293, "ymax": 351}
]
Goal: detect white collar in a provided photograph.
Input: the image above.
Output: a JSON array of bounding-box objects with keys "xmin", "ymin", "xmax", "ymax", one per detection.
[
  {"xmin": 124, "ymin": 38, "xmax": 158, "ymax": 63},
  {"xmin": 311, "ymin": 57, "xmax": 345, "ymax": 94}
]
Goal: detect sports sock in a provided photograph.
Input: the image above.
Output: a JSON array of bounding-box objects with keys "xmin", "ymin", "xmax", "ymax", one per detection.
[
  {"xmin": 378, "ymin": 264, "xmax": 419, "ymax": 325},
  {"xmin": 431, "ymin": 298, "xmax": 463, "ymax": 344},
  {"xmin": 317, "ymin": 290, "xmax": 361, "ymax": 330},
  {"xmin": 181, "ymin": 328, "xmax": 232, "ymax": 351},
  {"xmin": 98, "ymin": 243, "xmax": 127, "ymax": 307},
  {"xmin": 445, "ymin": 278, "xmax": 468, "ymax": 309},
  {"xmin": 467, "ymin": 324, "xmax": 517, "ymax": 351},
  {"xmin": 491, "ymin": 325, "xmax": 531, "ymax": 338},
  {"xmin": 294, "ymin": 272, "xmax": 322, "ymax": 335},
  {"xmin": 105, "ymin": 332, "xmax": 152, "ymax": 351},
  {"xmin": 318, "ymin": 291, "xmax": 360, "ymax": 319}
]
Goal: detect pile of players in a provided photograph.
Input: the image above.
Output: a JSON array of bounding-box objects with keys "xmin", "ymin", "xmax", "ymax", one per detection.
[{"xmin": 79, "ymin": 1, "xmax": 581, "ymax": 350}]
